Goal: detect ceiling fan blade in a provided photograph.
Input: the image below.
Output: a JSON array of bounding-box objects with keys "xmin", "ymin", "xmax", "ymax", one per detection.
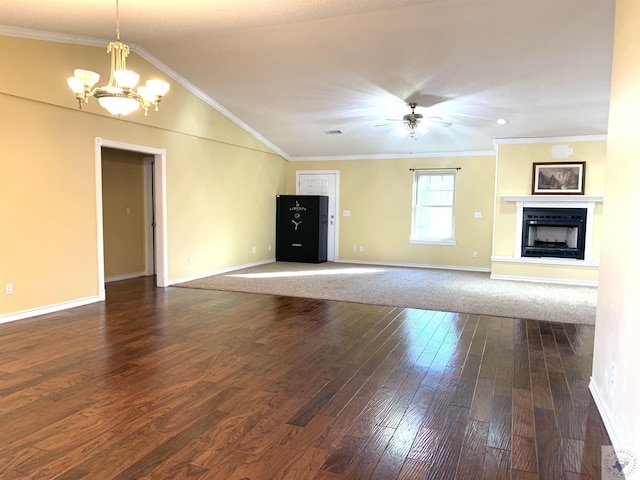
[{"xmin": 426, "ymin": 117, "xmax": 452, "ymax": 127}]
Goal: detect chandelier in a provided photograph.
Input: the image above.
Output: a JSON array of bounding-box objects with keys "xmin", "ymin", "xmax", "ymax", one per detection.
[{"xmin": 67, "ymin": 0, "xmax": 169, "ymax": 116}]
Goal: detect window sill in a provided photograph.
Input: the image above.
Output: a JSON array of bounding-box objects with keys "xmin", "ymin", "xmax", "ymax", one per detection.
[{"xmin": 410, "ymin": 239, "xmax": 457, "ymax": 246}]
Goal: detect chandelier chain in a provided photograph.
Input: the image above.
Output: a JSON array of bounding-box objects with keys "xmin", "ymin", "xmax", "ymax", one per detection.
[{"xmin": 115, "ymin": 0, "xmax": 120, "ymax": 41}]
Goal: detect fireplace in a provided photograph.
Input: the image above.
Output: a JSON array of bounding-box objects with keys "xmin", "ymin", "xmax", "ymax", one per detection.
[{"xmin": 521, "ymin": 207, "xmax": 587, "ymax": 259}]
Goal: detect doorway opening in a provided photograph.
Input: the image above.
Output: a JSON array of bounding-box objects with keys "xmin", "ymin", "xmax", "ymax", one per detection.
[
  {"xmin": 95, "ymin": 138, "xmax": 168, "ymax": 300},
  {"xmin": 101, "ymin": 148, "xmax": 155, "ymax": 283}
]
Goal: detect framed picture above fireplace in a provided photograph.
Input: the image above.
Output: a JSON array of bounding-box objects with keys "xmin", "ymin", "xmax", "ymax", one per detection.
[{"xmin": 532, "ymin": 161, "xmax": 586, "ymax": 195}]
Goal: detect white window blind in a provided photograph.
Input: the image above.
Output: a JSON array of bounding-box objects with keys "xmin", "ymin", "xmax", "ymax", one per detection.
[{"xmin": 411, "ymin": 170, "xmax": 456, "ymax": 243}]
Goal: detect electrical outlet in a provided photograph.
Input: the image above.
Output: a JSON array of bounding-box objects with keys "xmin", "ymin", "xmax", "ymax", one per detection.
[
  {"xmin": 473, "ymin": 251, "xmax": 478, "ymax": 258},
  {"xmin": 188, "ymin": 256, "xmax": 193, "ymax": 264},
  {"xmin": 268, "ymin": 245, "xmax": 272, "ymax": 251},
  {"xmin": 352, "ymin": 245, "xmax": 356, "ymax": 252},
  {"xmin": 5, "ymin": 283, "xmax": 13, "ymax": 295},
  {"xmin": 359, "ymin": 246, "xmax": 364, "ymax": 252},
  {"xmin": 252, "ymin": 246, "xmax": 257, "ymax": 254}
]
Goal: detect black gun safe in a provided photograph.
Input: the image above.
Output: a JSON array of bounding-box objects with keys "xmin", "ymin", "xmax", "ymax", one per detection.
[{"xmin": 276, "ymin": 195, "xmax": 328, "ymax": 263}]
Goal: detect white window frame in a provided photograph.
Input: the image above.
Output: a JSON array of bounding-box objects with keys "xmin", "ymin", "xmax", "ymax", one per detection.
[{"xmin": 410, "ymin": 169, "xmax": 457, "ymax": 245}]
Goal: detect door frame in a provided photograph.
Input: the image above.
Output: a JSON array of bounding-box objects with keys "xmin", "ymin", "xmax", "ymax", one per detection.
[
  {"xmin": 95, "ymin": 137, "xmax": 168, "ymax": 300},
  {"xmin": 295, "ymin": 170, "xmax": 340, "ymax": 261},
  {"xmin": 143, "ymin": 157, "xmax": 155, "ymax": 276}
]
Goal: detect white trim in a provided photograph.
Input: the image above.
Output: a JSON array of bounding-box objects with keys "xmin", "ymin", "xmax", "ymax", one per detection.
[
  {"xmin": 290, "ymin": 150, "xmax": 496, "ymax": 162},
  {"xmin": 334, "ymin": 259, "xmax": 491, "ymax": 273},
  {"xmin": 589, "ymin": 379, "xmax": 623, "ymax": 451},
  {"xmin": 501, "ymin": 195, "xmax": 603, "ymax": 262},
  {"xmin": 502, "ymin": 195, "xmax": 604, "ymax": 203},
  {"xmin": 411, "ymin": 170, "xmax": 456, "ymax": 244},
  {"xmin": 0, "ymin": 25, "xmax": 288, "ymax": 160},
  {"xmin": 491, "ymin": 255, "xmax": 600, "ymax": 268},
  {"xmin": 0, "ymin": 25, "xmax": 107, "ymax": 47},
  {"xmin": 493, "ymin": 134, "xmax": 607, "ymax": 147},
  {"xmin": 96, "ymin": 138, "xmax": 169, "ymax": 291},
  {"xmin": 0, "ymin": 296, "xmax": 101, "ymax": 325},
  {"xmin": 143, "ymin": 157, "xmax": 155, "ymax": 276},
  {"xmin": 168, "ymin": 259, "xmax": 275, "ymax": 285},
  {"xmin": 491, "ymin": 150, "xmax": 500, "ymax": 258},
  {"xmin": 410, "ymin": 239, "xmax": 457, "ymax": 246},
  {"xmin": 105, "ymin": 272, "xmax": 148, "ymax": 284},
  {"xmin": 490, "ymin": 273, "xmax": 598, "ymax": 287},
  {"xmin": 133, "ymin": 44, "xmax": 288, "ymax": 160},
  {"xmin": 94, "ymin": 139, "xmax": 106, "ymax": 301},
  {"xmin": 154, "ymin": 150, "xmax": 169, "ymax": 288}
]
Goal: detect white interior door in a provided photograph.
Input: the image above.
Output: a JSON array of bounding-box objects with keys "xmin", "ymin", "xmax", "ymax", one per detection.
[{"xmin": 297, "ymin": 171, "xmax": 338, "ymax": 261}]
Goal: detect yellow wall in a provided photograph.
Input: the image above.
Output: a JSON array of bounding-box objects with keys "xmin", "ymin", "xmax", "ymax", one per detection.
[
  {"xmin": 102, "ymin": 148, "xmax": 146, "ymax": 280},
  {"xmin": 0, "ymin": 35, "xmax": 286, "ymax": 317},
  {"xmin": 287, "ymin": 155, "xmax": 496, "ymax": 270},
  {"xmin": 592, "ymin": 0, "xmax": 640, "ymax": 451},
  {"xmin": 492, "ymin": 139, "xmax": 606, "ymax": 283},
  {"xmin": 0, "ymin": 33, "xmax": 611, "ymax": 321}
]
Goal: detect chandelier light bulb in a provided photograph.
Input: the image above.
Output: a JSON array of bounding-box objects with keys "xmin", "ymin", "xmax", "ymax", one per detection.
[
  {"xmin": 97, "ymin": 96, "xmax": 140, "ymax": 116},
  {"xmin": 146, "ymin": 79, "xmax": 170, "ymax": 97},
  {"xmin": 137, "ymin": 86, "xmax": 155, "ymax": 102},
  {"xmin": 113, "ymin": 69, "xmax": 140, "ymax": 90},
  {"xmin": 74, "ymin": 69, "xmax": 100, "ymax": 89},
  {"xmin": 67, "ymin": 76, "xmax": 85, "ymax": 94}
]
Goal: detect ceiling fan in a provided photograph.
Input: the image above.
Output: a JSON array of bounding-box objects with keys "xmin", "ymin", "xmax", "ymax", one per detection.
[{"xmin": 377, "ymin": 102, "xmax": 452, "ymax": 138}]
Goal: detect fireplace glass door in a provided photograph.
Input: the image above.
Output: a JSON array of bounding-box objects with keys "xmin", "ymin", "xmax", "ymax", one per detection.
[{"xmin": 521, "ymin": 207, "xmax": 587, "ymax": 259}]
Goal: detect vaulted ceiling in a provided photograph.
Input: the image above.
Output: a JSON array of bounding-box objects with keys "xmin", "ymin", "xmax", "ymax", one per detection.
[{"xmin": 0, "ymin": 0, "xmax": 616, "ymax": 159}]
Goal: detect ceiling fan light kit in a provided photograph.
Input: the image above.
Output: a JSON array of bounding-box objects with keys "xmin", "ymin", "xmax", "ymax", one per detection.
[
  {"xmin": 380, "ymin": 102, "xmax": 452, "ymax": 138},
  {"xmin": 67, "ymin": 0, "xmax": 169, "ymax": 116}
]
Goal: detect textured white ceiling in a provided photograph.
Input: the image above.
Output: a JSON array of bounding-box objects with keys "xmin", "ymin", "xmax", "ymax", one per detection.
[{"xmin": 0, "ymin": 0, "xmax": 615, "ymax": 159}]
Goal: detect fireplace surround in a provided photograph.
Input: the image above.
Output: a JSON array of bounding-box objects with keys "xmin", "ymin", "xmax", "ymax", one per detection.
[{"xmin": 501, "ymin": 195, "xmax": 603, "ymax": 263}]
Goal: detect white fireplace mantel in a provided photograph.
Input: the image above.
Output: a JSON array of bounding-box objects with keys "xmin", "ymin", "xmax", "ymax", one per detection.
[
  {"xmin": 502, "ymin": 195, "xmax": 603, "ymax": 204},
  {"xmin": 501, "ymin": 194, "xmax": 604, "ymax": 262}
]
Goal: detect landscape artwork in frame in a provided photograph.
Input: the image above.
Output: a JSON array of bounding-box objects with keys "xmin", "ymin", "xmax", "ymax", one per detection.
[{"xmin": 532, "ymin": 161, "xmax": 586, "ymax": 195}]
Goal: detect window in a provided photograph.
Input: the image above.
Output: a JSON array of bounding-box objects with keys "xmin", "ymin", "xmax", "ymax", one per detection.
[{"xmin": 411, "ymin": 170, "xmax": 456, "ymax": 244}]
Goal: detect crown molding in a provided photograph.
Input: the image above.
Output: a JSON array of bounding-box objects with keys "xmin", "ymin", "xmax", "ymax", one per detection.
[
  {"xmin": 0, "ymin": 25, "xmax": 108, "ymax": 47},
  {"xmin": 493, "ymin": 134, "xmax": 607, "ymax": 147},
  {"xmin": 289, "ymin": 150, "xmax": 496, "ymax": 162},
  {"xmin": 0, "ymin": 25, "xmax": 290, "ymax": 160}
]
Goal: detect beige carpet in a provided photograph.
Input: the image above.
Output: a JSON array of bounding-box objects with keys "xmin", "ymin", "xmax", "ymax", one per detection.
[{"xmin": 175, "ymin": 261, "xmax": 597, "ymax": 324}]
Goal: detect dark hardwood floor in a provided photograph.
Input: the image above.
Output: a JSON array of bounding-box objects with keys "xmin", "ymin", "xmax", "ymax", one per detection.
[{"xmin": 0, "ymin": 277, "xmax": 610, "ymax": 479}]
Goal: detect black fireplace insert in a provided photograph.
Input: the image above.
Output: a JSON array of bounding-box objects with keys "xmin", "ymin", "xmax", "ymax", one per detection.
[{"xmin": 521, "ymin": 207, "xmax": 587, "ymax": 259}]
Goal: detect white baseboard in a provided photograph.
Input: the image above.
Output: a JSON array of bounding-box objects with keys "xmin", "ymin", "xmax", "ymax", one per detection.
[
  {"xmin": 491, "ymin": 255, "xmax": 600, "ymax": 268},
  {"xmin": 589, "ymin": 378, "xmax": 622, "ymax": 450},
  {"xmin": 0, "ymin": 296, "xmax": 102, "ymax": 325},
  {"xmin": 334, "ymin": 259, "xmax": 491, "ymax": 273},
  {"xmin": 105, "ymin": 271, "xmax": 147, "ymax": 283},
  {"xmin": 168, "ymin": 258, "xmax": 276, "ymax": 285},
  {"xmin": 490, "ymin": 273, "xmax": 598, "ymax": 286}
]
